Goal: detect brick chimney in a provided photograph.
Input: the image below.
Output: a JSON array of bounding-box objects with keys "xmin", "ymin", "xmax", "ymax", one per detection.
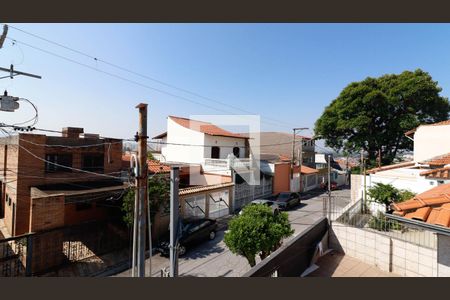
[{"xmin": 62, "ymin": 127, "xmax": 84, "ymax": 138}]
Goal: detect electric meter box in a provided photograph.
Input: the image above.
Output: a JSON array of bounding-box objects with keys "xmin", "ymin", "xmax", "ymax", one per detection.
[{"xmin": 0, "ymin": 95, "xmax": 19, "ymax": 112}]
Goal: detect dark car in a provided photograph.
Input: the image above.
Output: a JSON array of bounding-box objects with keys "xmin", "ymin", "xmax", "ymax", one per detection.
[
  {"xmin": 320, "ymin": 181, "xmax": 338, "ymax": 191},
  {"xmin": 239, "ymin": 199, "xmax": 280, "ymax": 215},
  {"xmin": 156, "ymin": 218, "xmax": 218, "ymax": 257},
  {"xmin": 268, "ymin": 192, "xmax": 301, "ymax": 210}
]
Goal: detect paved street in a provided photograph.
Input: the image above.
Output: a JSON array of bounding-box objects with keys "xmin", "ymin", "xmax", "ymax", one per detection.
[{"xmin": 113, "ymin": 187, "xmax": 351, "ymax": 277}]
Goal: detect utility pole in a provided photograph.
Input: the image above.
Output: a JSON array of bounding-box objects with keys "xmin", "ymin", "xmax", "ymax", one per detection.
[
  {"xmin": 363, "ymin": 158, "xmax": 367, "ymax": 214},
  {"xmin": 170, "ymin": 166, "xmax": 180, "ymax": 277},
  {"xmin": 291, "ymin": 129, "xmax": 296, "ymax": 180},
  {"xmin": 327, "ymin": 154, "xmax": 332, "ymax": 222},
  {"xmin": 298, "ymin": 137, "xmax": 303, "ymax": 193},
  {"xmin": 133, "ymin": 103, "xmax": 148, "ymax": 277}
]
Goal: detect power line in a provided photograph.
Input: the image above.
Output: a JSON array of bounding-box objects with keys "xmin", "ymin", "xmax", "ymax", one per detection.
[
  {"xmin": 6, "ymin": 36, "xmax": 291, "ymax": 130},
  {"xmin": 4, "ymin": 24, "xmax": 298, "ymax": 129}
]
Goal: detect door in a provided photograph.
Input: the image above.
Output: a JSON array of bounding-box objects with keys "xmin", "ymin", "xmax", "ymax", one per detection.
[{"xmin": 211, "ymin": 146, "xmax": 220, "ymax": 159}]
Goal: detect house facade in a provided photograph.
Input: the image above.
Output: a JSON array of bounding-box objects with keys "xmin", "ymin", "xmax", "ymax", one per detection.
[
  {"xmin": 0, "ymin": 127, "xmax": 124, "ymax": 236},
  {"xmin": 154, "ymin": 116, "xmax": 249, "ymax": 173}
]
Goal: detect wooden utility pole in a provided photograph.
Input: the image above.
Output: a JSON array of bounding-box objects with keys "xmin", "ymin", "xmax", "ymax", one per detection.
[
  {"xmin": 291, "ymin": 129, "xmax": 296, "ymax": 180},
  {"xmin": 378, "ymin": 149, "xmax": 381, "ymax": 168},
  {"xmin": 134, "ymin": 103, "xmax": 148, "ymax": 277},
  {"xmin": 298, "ymin": 137, "xmax": 303, "ymax": 193},
  {"xmin": 170, "ymin": 166, "xmax": 180, "ymax": 277}
]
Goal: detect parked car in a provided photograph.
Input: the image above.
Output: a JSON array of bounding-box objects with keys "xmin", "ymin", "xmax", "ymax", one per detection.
[
  {"xmin": 239, "ymin": 199, "xmax": 280, "ymax": 215},
  {"xmin": 266, "ymin": 192, "xmax": 301, "ymax": 210},
  {"xmin": 156, "ymin": 218, "xmax": 218, "ymax": 257},
  {"xmin": 320, "ymin": 181, "xmax": 338, "ymax": 191}
]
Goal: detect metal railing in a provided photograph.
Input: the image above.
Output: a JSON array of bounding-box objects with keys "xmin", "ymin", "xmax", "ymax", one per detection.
[{"xmin": 324, "ymin": 197, "xmax": 438, "ymax": 249}]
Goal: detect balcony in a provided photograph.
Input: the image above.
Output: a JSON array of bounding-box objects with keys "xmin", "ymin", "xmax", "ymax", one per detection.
[{"xmin": 203, "ymin": 156, "xmax": 252, "ymax": 174}]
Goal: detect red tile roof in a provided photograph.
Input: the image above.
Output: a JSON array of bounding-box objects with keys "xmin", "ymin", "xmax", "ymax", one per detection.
[
  {"xmin": 293, "ymin": 165, "xmax": 319, "ymax": 175},
  {"xmin": 420, "ymin": 153, "xmax": 450, "ymax": 167},
  {"xmin": 122, "ymin": 154, "xmax": 171, "ymax": 174},
  {"xmin": 168, "ymin": 116, "xmax": 247, "ymax": 139},
  {"xmin": 179, "ymin": 182, "xmax": 234, "ymax": 196},
  {"xmin": 391, "ymin": 183, "xmax": 450, "ymax": 227},
  {"xmin": 420, "ymin": 166, "xmax": 450, "ymax": 179},
  {"xmin": 366, "ymin": 161, "xmax": 415, "ymax": 174}
]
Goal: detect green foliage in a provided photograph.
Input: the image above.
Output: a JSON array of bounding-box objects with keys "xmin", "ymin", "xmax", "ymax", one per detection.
[
  {"xmin": 368, "ymin": 212, "xmax": 402, "ymax": 232},
  {"xmin": 315, "ymin": 69, "xmax": 450, "ymax": 163},
  {"xmin": 224, "ymin": 204, "xmax": 294, "ymax": 267},
  {"xmin": 121, "ymin": 174, "xmax": 170, "ymax": 227},
  {"xmin": 367, "ymin": 183, "xmax": 401, "ymax": 210},
  {"xmin": 398, "ymin": 189, "xmax": 416, "ymax": 202},
  {"xmin": 147, "ymin": 152, "xmax": 155, "ymax": 160}
]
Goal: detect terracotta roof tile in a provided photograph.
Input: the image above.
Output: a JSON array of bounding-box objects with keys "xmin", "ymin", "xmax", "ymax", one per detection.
[
  {"xmin": 420, "ymin": 153, "xmax": 450, "ymax": 167},
  {"xmin": 179, "ymin": 182, "xmax": 234, "ymax": 196},
  {"xmin": 366, "ymin": 161, "xmax": 415, "ymax": 174},
  {"xmin": 391, "ymin": 183, "xmax": 450, "ymax": 228},
  {"xmin": 420, "ymin": 166, "xmax": 450, "ymax": 179},
  {"xmin": 122, "ymin": 154, "xmax": 171, "ymax": 174},
  {"xmin": 169, "ymin": 116, "xmax": 247, "ymax": 139}
]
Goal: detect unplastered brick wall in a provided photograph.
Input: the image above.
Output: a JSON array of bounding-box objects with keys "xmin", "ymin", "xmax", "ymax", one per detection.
[
  {"xmin": 330, "ymin": 223, "xmax": 442, "ymax": 277},
  {"xmin": 29, "ymin": 195, "xmax": 65, "ymax": 232}
]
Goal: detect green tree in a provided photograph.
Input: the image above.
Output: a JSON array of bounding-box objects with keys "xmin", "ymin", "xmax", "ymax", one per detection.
[
  {"xmin": 147, "ymin": 152, "xmax": 155, "ymax": 160},
  {"xmin": 121, "ymin": 174, "xmax": 170, "ymax": 227},
  {"xmin": 224, "ymin": 204, "xmax": 294, "ymax": 267},
  {"xmin": 398, "ymin": 189, "xmax": 416, "ymax": 202},
  {"xmin": 367, "ymin": 183, "xmax": 402, "ymax": 212},
  {"xmin": 315, "ymin": 69, "xmax": 450, "ymax": 164}
]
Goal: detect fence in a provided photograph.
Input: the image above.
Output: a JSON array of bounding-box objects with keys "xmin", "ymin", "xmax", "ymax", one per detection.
[
  {"xmin": 0, "ymin": 219, "xmax": 130, "ymax": 276},
  {"xmin": 324, "ymin": 196, "xmax": 437, "ymax": 249},
  {"xmin": 233, "ymin": 175, "xmax": 273, "ymax": 211},
  {"xmin": 0, "ymin": 233, "xmax": 32, "ymax": 277}
]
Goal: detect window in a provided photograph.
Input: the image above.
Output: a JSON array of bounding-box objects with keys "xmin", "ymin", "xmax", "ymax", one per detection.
[
  {"xmin": 45, "ymin": 154, "xmax": 73, "ymax": 172},
  {"xmin": 75, "ymin": 202, "xmax": 92, "ymax": 211},
  {"xmin": 233, "ymin": 147, "xmax": 240, "ymax": 158},
  {"xmin": 211, "ymin": 147, "xmax": 220, "ymax": 159},
  {"xmin": 82, "ymin": 154, "xmax": 104, "ymax": 172}
]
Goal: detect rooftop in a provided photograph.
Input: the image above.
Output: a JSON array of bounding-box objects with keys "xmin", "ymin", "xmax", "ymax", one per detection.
[
  {"xmin": 391, "ymin": 183, "xmax": 450, "ymax": 227},
  {"xmin": 420, "ymin": 152, "xmax": 450, "ymax": 167},
  {"xmin": 122, "ymin": 154, "xmax": 171, "ymax": 174},
  {"xmin": 153, "ymin": 116, "xmax": 248, "ymax": 139},
  {"xmin": 420, "ymin": 166, "xmax": 450, "ymax": 179},
  {"xmin": 366, "ymin": 161, "xmax": 415, "ymax": 174}
]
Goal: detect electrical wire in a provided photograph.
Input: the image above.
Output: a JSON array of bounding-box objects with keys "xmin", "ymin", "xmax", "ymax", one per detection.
[{"xmin": 4, "ymin": 24, "xmax": 299, "ymax": 129}]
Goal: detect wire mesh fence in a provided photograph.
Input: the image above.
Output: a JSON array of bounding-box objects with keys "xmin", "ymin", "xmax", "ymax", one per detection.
[{"xmin": 324, "ymin": 196, "xmax": 437, "ymax": 250}]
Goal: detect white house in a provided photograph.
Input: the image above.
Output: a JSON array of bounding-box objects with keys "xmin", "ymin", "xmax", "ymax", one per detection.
[
  {"xmin": 352, "ymin": 120, "xmax": 450, "ymax": 204},
  {"xmin": 406, "ymin": 120, "xmax": 450, "ymax": 163},
  {"xmin": 153, "ymin": 116, "xmax": 250, "ymax": 175}
]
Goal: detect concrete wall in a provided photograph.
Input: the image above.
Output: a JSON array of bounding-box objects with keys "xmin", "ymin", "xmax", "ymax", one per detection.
[
  {"xmin": 414, "ymin": 124, "xmax": 450, "ymax": 162},
  {"xmin": 330, "ymin": 223, "xmax": 446, "ymax": 277}
]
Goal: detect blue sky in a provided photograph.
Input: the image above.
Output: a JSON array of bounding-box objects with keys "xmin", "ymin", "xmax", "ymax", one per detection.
[{"xmin": 1, "ymin": 24, "xmax": 450, "ymax": 143}]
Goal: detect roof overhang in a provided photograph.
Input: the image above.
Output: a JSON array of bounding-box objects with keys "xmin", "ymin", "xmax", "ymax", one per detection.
[{"xmin": 386, "ymin": 213, "xmax": 450, "ymax": 236}]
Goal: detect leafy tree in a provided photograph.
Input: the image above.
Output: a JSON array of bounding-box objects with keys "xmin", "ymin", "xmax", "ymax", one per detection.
[
  {"xmin": 224, "ymin": 204, "xmax": 293, "ymax": 267},
  {"xmin": 122, "ymin": 174, "xmax": 170, "ymax": 227},
  {"xmin": 315, "ymin": 69, "xmax": 450, "ymax": 164},
  {"xmin": 367, "ymin": 183, "xmax": 403, "ymax": 212}
]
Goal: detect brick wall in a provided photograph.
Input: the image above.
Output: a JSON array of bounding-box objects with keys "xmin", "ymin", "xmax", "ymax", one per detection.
[
  {"xmin": 0, "ymin": 133, "xmax": 123, "ymax": 236},
  {"xmin": 64, "ymin": 202, "xmax": 109, "ymax": 226},
  {"xmin": 29, "ymin": 195, "xmax": 65, "ymax": 232}
]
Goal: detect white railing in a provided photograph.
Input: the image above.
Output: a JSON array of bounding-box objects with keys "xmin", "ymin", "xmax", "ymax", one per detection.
[{"xmin": 203, "ymin": 156, "xmax": 252, "ymax": 170}]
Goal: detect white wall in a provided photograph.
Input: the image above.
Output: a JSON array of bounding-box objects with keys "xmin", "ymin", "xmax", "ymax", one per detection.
[
  {"xmin": 203, "ymin": 134, "xmax": 246, "ymax": 159},
  {"xmin": 163, "ymin": 117, "xmax": 206, "ymax": 164},
  {"xmin": 331, "ymin": 224, "xmax": 442, "ymax": 276},
  {"xmin": 414, "ymin": 124, "xmax": 450, "ymax": 162}
]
